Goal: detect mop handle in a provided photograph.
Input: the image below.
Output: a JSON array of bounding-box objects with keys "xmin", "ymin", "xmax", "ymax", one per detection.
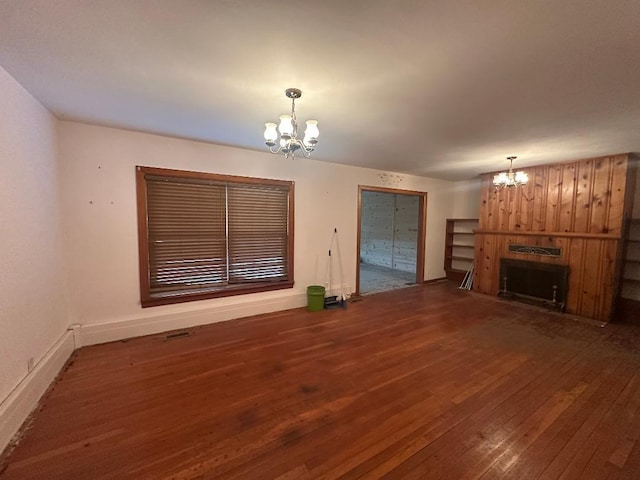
[{"xmin": 333, "ymin": 228, "xmax": 346, "ymax": 300}]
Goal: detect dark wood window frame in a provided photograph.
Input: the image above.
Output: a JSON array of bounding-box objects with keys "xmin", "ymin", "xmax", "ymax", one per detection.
[{"xmin": 136, "ymin": 166, "xmax": 295, "ymax": 307}]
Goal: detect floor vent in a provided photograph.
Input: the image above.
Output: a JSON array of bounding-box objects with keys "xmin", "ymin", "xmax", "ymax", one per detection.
[{"xmin": 164, "ymin": 330, "xmax": 192, "ymax": 340}]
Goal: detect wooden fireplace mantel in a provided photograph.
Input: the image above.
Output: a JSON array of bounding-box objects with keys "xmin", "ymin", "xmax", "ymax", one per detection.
[{"xmin": 474, "ymin": 229, "xmax": 622, "ymax": 240}]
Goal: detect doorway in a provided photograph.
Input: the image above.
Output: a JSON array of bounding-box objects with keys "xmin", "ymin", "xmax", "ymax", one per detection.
[{"xmin": 356, "ymin": 186, "xmax": 427, "ymax": 296}]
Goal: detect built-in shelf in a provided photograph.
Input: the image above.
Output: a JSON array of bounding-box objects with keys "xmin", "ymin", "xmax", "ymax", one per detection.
[
  {"xmin": 444, "ymin": 218, "xmax": 478, "ymax": 283},
  {"xmin": 620, "ymin": 217, "xmax": 640, "ymax": 303}
]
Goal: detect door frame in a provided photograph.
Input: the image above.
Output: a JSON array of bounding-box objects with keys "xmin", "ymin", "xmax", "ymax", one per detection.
[{"xmin": 356, "ymin": 185, "xmax": 427, "ymax": 296}]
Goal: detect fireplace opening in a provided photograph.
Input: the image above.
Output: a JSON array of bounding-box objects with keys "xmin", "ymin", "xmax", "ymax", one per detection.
[{"xmin": 498, "ymin": 258, "xmax": 568, "ymax": 311}]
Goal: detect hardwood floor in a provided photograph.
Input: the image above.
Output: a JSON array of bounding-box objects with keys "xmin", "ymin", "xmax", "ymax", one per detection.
[{"xmin": 3, "ymin": 282, "xmax": 640, "ymax": 479}]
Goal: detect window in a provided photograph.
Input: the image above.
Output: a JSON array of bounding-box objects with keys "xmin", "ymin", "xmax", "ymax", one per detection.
[{"xmin": 136, "ymin": 166, "xmax": 294, "ymax": 307}]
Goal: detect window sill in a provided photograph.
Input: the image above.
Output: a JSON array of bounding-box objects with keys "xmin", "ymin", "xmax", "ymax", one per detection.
[{"xmin": 141, "ymin": 281, "xmax": 294, "ymax": 308}]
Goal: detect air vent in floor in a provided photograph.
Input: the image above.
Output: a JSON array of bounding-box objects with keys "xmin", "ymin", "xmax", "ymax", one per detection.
[{"xmin": 164, "ymin": 330, "xmax": 192, "ymax": 340}]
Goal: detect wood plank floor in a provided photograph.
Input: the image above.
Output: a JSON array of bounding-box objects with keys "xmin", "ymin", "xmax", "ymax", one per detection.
[{"xmin": 3, "ymin": 282, "xmax": 640, "ymax": 479}]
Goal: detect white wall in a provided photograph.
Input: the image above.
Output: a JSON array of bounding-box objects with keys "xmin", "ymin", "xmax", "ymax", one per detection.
[
  {"xmin": 0, "ymin": 67, "xmax": 70, "ymax": 403},
  {"xmin": 452, "ymin": 178, "xmax": 481, "ymax": 219},
  {"xmin": 57, "ymin": 122, "xmax": 456, "ymax": 343}
]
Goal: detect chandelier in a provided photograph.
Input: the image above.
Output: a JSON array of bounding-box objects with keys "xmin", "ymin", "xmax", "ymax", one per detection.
[
  {"xmin": 493, "ymin": 156, "xmax": 528, "ymax": 188},
  {"xmin": 264, "ymin": 88, "xmax": 319, "ymax": 159}
]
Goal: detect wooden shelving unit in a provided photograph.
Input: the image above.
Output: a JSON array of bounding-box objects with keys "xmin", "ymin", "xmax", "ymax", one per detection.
[
  {"xmin": 617, "ymin": 219, "xmax": 640, "ymax": 323},
  {"xmin": 620, "ymin": 219, "xmax": 640, "ymax": 303},
  {"xmin": 444, "ymin": 218, "xmax": 478, "ymax": 283}
]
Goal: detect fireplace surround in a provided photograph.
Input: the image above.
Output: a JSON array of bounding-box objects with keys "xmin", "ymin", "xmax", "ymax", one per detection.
[{"xmin": 498, "ymin": 258, "xmax": 569, "ymax": 311}]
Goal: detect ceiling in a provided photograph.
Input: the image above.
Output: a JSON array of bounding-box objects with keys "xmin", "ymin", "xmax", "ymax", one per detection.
[{"xmin": 1, "ymin": 0, "xmax": 639, "ymax": 181}]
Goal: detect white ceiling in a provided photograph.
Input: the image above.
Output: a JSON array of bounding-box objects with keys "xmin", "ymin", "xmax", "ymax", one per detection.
[{"xmin": 1, "ymin": 0, "xmax": 639, "ymax": 181}]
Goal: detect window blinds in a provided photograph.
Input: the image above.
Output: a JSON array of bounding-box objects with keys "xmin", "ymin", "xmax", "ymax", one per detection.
[
  {"xmin": 146, "ymin": 177, "xmax": 227, "ymax": 293},
  {"xmin": 144, "ymin": 173, "xmax": 290, "ymax": 297},
  {"xmin": 227, "ymin": 184, "xmax": 289, "ymax": 284}
]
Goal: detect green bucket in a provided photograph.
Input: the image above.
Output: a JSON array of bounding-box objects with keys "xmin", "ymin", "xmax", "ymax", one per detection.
[{"xmin": 306, "ymin": 285, "xmax": 326, "ymax": 312}]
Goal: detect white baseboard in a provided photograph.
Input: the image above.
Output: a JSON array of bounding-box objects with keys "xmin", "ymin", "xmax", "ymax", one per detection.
[
  {"xmin": 79, "ymin": 292, "xmax": 308, "ymax": 347},
  {"xmin": 0, "ymin": 330, "xmax": 75, "ymax": 453}
]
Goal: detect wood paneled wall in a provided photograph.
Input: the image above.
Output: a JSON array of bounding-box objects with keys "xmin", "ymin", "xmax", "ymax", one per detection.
[
  {"xmin": 360, "ymin": 191, "xmax": 419, "ymax": 273},
  {"xmin": 474, "ymin": 153, "xmax": 637, "ymax": 322}
]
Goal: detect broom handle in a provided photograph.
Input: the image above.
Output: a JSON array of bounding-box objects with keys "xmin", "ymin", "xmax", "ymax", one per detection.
[{"xmin": 325, "ymin": 230, "xmax": 337, "ymax": 294}]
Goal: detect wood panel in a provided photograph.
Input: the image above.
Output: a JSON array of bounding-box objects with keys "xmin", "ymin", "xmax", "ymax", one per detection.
[
  {"xmin": 609, "ymin": 155, "xmax": 633, "ymax": 236},
  {"xmin": 599, "ymin": 239, "xmax": 620, "ymax": 321},
  {"xmin": 497, "ymin": 184, "xmax": 509, "ymax": 230},
  {"xmin": 545, "ymin": 163, "xmax": 563, "ymax": 232},
  {"xmin": 480, "ymin": 154, "xmax": 631, "ymax": 235},
  {"xmin": 475, "ymin": 153, "xmax": 635, "ymax": 322},
  {"xmin": 487, "ymin": 181, "xmax": 499, "ymax": 230},
  {"xmin": 478, "ymin": 175, "xmax": 491, "ymax": 231},
  {"xmin": 559, "ymin": 162, "xmax": 577, "ymax": 232},
  {"xmin": 532, "ymin": 165, "xmax": 548, "ymax": 231},
  {"xmin": 5, "ymin": 284, "xmax": 640, "ymax": 479},
  {"xmin": 574, "ymin": 157, "xmax": 594, "ymax": 233},
  {"xmin": 517, "ymin": 169, "xmax": 535, "ymax": 230},
  {"xmin": 508, "ymin": 187, "xmax": 520, "ymax": 231},
  {"xmin": 580, "ymin": 239, "xmax": 604, "ymax": 318},
  {"xmin": 474, "ymin": 233, "xmax": 498, "ymax": 294},
  {"xmin": 589, "ymin": 156, "xmax": 613, "ymax": 234},
  {"xmin": 566, "ymin": 238, "xmax": 586, "ymax": 315}
]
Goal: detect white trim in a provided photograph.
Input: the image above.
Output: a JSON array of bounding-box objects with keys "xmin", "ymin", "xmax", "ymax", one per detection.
[
  {"xmin": 80, "ymin": 292, "xmax": 308, "ymax": 346},
  {"xmin": 0, "ymin": 330, "xmax": 75, "ymax": 453}
]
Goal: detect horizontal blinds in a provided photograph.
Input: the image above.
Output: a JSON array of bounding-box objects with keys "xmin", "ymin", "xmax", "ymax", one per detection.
[
  {"xmin": 227, "ymin": 184, "xmax": 289, "ymax": 284},
  {"xmin": 146, "ymin": 178, "xmax": 227, "ymax": 293}
]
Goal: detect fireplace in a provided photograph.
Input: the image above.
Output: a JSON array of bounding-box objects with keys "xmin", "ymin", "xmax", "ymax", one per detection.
[{"xmin": 498, "ymin": 258, "xmax": 569, "ymax": 311}]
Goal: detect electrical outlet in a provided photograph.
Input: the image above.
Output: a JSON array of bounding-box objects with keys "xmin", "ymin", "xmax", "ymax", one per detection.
[{"xmin": 27, "ymin": 357, "xmax": 35, "ymax": 373}]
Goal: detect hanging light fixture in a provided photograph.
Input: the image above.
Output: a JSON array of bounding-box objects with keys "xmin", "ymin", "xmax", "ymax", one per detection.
[
  {"xmin": 493, "ymin": 156, "xmax": 528, "ymax": 188},
  {"xmin": 264, "ymin": 88, "xmax": 319, "ymax": 159}
]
